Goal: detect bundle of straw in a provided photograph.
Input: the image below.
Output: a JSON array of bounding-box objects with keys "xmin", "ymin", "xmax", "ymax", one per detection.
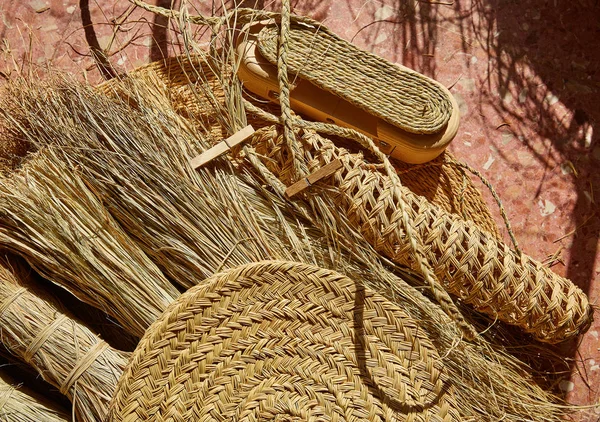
[
  {"xmin": 1, "ymin": 76, "xmax": 308, "ymax": 290},
  {"xmin": 0, "ymin": 148, "xmax": 180, "ymax": 337},
  {"xmin": 0, "ymin": 370, "xmax": 69, "ymax": 422},
  {"xmin": 0, "ymin": 257, "xmax": 129, "ymax": 422},
  {"xmin": 0, "ymin": 72, "xmax": 577, "ymax": 421}
]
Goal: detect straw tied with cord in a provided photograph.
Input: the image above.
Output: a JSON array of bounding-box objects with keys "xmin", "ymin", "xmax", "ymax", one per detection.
[
  {"xmin": 0, "ymin": 4, "xmax": 590, "ymax": 417},
  {"xmin": 0, "ymin": 258, "xmax": 128, "ymax": 422},
  {"xmin": 0, "ymin": 67, "xmax": 577, "ymax": 421}
]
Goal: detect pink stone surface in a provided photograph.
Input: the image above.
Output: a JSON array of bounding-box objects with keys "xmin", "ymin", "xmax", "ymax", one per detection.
[{"xmin": 1, "ymin": 0, "xmax": 599, "ymax": 417}]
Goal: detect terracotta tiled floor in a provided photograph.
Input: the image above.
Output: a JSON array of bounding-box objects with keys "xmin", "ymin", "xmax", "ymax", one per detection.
[{"xmin": 1, "ymin": 0, "xmax": 599, "ymax": 418}]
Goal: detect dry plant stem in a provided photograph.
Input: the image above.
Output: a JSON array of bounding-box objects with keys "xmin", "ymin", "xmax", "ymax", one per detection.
[
  {"xmin": 0, "ymin": 370, "xmax": 69, "ymax": 422},
  {"xmin": 0, "ymin": 149, "xmax": 179, "ymax": 337},
  {"xmin": 0, "ymin": 261, "xmax": 129, "ymax": 422},
  {"xmin": 0, "ymin": 76, "xmax": 573, "ymax": 421}
]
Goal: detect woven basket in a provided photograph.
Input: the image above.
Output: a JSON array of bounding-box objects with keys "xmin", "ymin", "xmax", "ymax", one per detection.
[
  {"xmin": 250, "ymin": 126, "xmax": 592, "ymax": 343},
  {"xmin": 99, "ymin": 55, "xmax": 501, "ymax": 239},
  {"xmin": 109, "ymin": 260, "xmax": 461, "ymax": 422}
]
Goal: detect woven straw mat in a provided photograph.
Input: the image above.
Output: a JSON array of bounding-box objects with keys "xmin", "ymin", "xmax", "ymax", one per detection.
[
  {"xmin": 109, "ymin": 260, "xmax": 460, "ymax": 422},
  {"xmin": 98, "ymin": 55, "xmax": 502, "ymax": 240}
]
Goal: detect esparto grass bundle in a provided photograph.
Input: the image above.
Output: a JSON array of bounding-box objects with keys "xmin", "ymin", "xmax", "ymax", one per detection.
[
  {"xmin": 0, "ymin": 258, "xmax": 129, "ymax": 422},
  {"xmin": 0, "ymin": 370, "xmax": 69, "ymax": 422},
  {"xmin": 0, "ymin": 72, "xmax": 576, "ymax": 422},
  {"xmin": 0, "ymin": 148, "xmax": 180, "ymax": 337},
  {"xmin": 1, "ymin": 76, "xmax": 309, "ymax": 290}
]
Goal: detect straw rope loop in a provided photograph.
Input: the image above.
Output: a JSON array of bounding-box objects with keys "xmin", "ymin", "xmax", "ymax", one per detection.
[
  {"xmin": 276, "ymin": 0, "xmax": 308, "ymax": 181},
  {"xmin": 109, "ymin": 260, "xmax": 461, "ymax": 422}
]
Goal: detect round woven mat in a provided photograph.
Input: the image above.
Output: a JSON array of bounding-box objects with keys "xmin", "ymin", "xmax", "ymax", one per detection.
[{"xmin": 109, "ymin": 261, "xmax": 460, "ymax": 421}]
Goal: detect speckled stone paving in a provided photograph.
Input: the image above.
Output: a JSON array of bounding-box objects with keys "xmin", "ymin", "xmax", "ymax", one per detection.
[{"xmin": 1, "ymin": 0, "xmax": 598, "ymax": 417}]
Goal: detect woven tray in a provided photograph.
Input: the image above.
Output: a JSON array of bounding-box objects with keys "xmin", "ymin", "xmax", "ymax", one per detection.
[{"xmin": 109, "ymin": 261, "xmax": 461, "ymax": 422}]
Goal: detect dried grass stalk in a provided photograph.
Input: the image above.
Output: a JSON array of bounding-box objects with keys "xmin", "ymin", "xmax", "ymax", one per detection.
[
  {"xmin": 0, "ymin": 258, "xmax": 129, "ymax": 422},
  {"xmin": 0, "ymin": 149, "xmax": 180, "ymax": 337},
  {"xmin": 1, "ymin": 77, "xmax": 307, "ymax": 289},
  {"xmin": 0, "ymin": 370, "xmax": 69, "ymax": 422},
  {"xmin": 0, "ymin": 74, "xmax": 574, "ymax": 421}
]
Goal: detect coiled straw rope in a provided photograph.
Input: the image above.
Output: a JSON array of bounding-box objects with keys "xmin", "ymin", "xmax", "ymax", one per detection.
[
  {"xmin": 109, "ymin": 260, "xmax": 461, "ymax": 422},
  {"xmin": 257, "ymin": 22, "xmax": 453, "ymax": 135}
]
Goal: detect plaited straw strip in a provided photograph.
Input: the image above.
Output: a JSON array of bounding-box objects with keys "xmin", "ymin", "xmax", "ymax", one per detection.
[
  {"xmin": 250, "ymin": 126, "xmax": 592, "ymax": 343},
  {"xmin": 257, "ymin": 22, "xmax": 453, "ymax": 135},
  {"xmin": 109, "ymin": 260, "xmax": 460, "ymax": 422},
  {"xmin": 98, "ymin": 54, "xmax": 501, "ymax": 239},
  {"xmin": 0, "ymin": 261, "xmax": 129, "ymax": 422},
  {"xmin": 0, "ymin": 371, "xmax": 69, "ymax": 422}
]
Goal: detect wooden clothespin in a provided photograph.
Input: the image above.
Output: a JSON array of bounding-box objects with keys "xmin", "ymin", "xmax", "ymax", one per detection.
[
  {"xmin": 285, "ymin": 159, "xmax": 343, "ymax": 198},
  {"xmin": 191, "ymin": 125, "xmax": 255, "ymax": 169}
]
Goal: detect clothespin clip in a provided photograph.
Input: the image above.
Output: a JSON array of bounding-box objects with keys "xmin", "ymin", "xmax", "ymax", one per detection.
[
  {"xmin": 191, "ymin": 125, "xmax": 255, "ymax": 169},
  {"xmin": 285, "ymin": 159, "xmax": 343, "ymax": 198}
]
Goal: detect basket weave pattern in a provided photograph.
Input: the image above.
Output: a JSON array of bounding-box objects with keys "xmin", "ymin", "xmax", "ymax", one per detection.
[
  {"xmin": 109, "ymin": 261, "xmax": 460, "ymax": 422},
  {"xmin": 251, "ymin": 127, "xmax": 592, "ymax": 343}
]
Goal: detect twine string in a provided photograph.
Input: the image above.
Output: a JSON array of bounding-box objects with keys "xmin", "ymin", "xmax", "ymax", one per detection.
[
  {"xmin": 60, "ymin": 340, "xmax": 110, "ymax": 396},
  {"xmin": 23, "ymin": 314, "xmax": 69, "ymax": 363},
  {"xmin": 0, "ymin": 287, "xmax": 26, "ymax": 318}
]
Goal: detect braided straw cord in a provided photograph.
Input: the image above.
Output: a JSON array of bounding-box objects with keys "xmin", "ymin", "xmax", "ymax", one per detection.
[
  {"xmin": 250, "ymin": 126, "xmax": 592, "ymax": 343},
  {"xmin": 109, "ymin": 260, "xmax": 460, "ymax": 422},
  {"xmin": 0, "ymin": 261, "xmax": 129, "ymax": 422},
  {"xmin": 0, "ymin": 371, "xmax": 69, "ymax": 422},
  {"xmin": 257, "ymin": 22, "xmax": 453, "ymax": 135}
]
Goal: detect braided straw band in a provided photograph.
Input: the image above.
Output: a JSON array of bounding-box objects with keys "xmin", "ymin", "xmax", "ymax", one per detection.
[
  {"xmin": 109, "ymin": 260, "xmax": 460, "ymax": 422},
  {"xmin": 250, "ymin": 127, "xmax": 593, "ymax": 343},
  {"xmin": 257, "ymin": 22, "xmax": 453, "ymax": 135}
]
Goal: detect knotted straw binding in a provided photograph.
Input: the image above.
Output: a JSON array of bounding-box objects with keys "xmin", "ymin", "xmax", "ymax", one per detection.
[
  {"xmin": 256, "ymin": 22, "xmax": 453, "ymax": 135},
  {"xmin": 250, "ymin": 127, "xmax": 593, "ymax": 343},
  {"xmin": 109, "ymin": 261, "xmax": 460, "ymax": 422}
]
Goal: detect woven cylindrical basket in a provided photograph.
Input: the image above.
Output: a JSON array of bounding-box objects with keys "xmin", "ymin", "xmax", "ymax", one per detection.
[
  {"xmin": 109, "ymin": 260, "xmax": 460, "ymax": 422},
  {"xmin": 250, "ymin": 126, "xmax": 592, "ymax": 343}
]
